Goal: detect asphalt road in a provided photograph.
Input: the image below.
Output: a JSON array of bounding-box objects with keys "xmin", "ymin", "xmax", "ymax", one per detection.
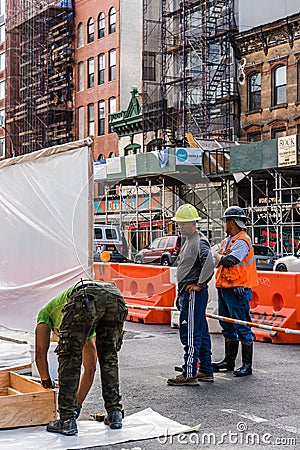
[{"xmin": 76, "ymin": 321, "xmax": 300, "ymax": 450}]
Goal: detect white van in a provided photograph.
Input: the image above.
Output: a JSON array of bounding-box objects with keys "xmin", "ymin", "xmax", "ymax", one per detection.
[{"xmin": 94, "ymin": 224, "xmax": 127, "ymax": 262}]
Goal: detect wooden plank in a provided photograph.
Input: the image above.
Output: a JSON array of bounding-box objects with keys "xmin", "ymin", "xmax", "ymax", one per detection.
[
  {"xmin": 0, "ymin": 371, "xmax": 9, "ymax": 388},
  {"xmin": 0, "ymin": 391, "xmax": 56, "ymax": 428},
  {"xmin": 7, "ymin": 387, "xmax": 22, "ymax": 395},
  {"xmin": 0, "ymin": 371, "xmax": 56, "ymax": 428},
  {"xmin": 10, "ymin": 372, "xmax": 45, "ymax": 393}
]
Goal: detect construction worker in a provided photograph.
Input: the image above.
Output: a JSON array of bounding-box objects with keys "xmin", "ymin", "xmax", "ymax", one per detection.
[
  {"xmin": 213, "ymin": 206, "xmax": 258, "ymax": 377},
  {"xmin": 37, "ymin": 280, "xmax": 127, "ymax": 436},
  {"xmin": 167, "ymin": 204, "xmax": 214, "ymax": 386},
  {"xmin": 35, "ymin": 287, "xmax": 98, "ymax": 420}
]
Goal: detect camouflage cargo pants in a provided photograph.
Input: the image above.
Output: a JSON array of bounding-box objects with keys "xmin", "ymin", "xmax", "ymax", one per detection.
[{"xmin": 56, "ymin": 283, "xmax": 128, "ymax": 420}]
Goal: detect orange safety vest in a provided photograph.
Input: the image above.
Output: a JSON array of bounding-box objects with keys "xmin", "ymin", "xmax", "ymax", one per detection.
[{"xmin": 215, "ymin": 231, "xmax": 258, "ymax": 289}]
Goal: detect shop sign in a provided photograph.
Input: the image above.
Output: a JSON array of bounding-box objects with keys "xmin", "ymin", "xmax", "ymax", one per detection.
[{"xmin": 278, "ymin": 135, "xmax": 297, "ymax": 167}]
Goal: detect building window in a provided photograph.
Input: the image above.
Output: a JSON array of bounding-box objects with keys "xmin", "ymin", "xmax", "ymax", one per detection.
[
  {"xmin": 87, "ymin": 58, "xmax": 94, "ymax": 88},
  {"xmin": 78, "ymin": 106, "xmax": 84, "ymax": 140},
  {"xmin": 98, "ymin": 100, "xmax": 105, "ymax": 136},
  {"xmin": 0, "ymin": 137, "xmax": 5, "ymax": 158},
  {"xmin": 247, "ymin": 132, "xmax": 261, "ymax": 142},
  {"xmin": 98, "ymin": 153, "xmax": 105, "ymax": 161},
  {"xmin": 0, "ymin": 52, "xmax": 5, "ymax": 72},
  {"xmin": 109, "ymin": 49, "xmax": 116, "ymax": 81},
  {"xmin": 109, "ymin": 7, "xmax": 116, "ymax": 34},
  {"xmin": 143, "ymin": 52, "xmax": 156, "ymax": 82},
  {"xmin": 78, "ymin": 62, "xmax": 84, "ymax": 91},
  {"xmin": 88, "ymin": 103, "xmax": 94, "ymax": 136},
  {"xmin": 109, "ymin": 151, "xmax": 116, "ymax": 158},
  {"xmin": 98, "ymin": 53, "xmax": 105, "ymax": 85},
  {"xmin": 271, "ymin": 128, "xmax": 286, "ymax": 139},
  {"xmin": 87, "ymin": 18, "xmax": 94, "ymax": 43},
  {"xmin": 77, "ymin": 23, "xmax": 84, "ymax": 48},
  {"xmin": 98, "ymin": 12, "xmax": 105, "ymax": 39},
  {"xmin": 0, "ymin": 109, "xmax": 5, "ymax": 127},
  {"xmin": 248, "ymin": 71, "xmax": 261, "ymax": 111},
  {"xmin": 272, "ymin": 65, "xmax": 286, "ymax": 106},
  {"xmin": 297, "ymin": 61, "xmax": 300, "ymax": 103},
  {"xmin": 0, "ymin": 80, "xmax": 5, "ymax": 99},
  {"xmin": 0, "ymin": 25, "xmax": 5, "ymax": 44},
  {"xmin": 109, "ymin": 97, "xmax": 116, "ymax": 133}
]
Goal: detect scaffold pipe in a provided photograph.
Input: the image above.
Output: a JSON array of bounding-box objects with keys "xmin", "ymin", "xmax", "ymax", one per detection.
[{"xmin": 125, "ymin": 304, "xmax": 300, "ymax": 335}]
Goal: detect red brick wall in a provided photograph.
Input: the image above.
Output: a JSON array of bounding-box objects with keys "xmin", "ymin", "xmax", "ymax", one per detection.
[{"xmin": 74, "ymin": 0, "xmax": 120, "ymax": 160}]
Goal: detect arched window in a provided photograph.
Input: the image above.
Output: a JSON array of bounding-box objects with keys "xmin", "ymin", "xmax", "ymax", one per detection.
[
  {"xmin": 98, "ymin": 12, "xmax": 105, "ymax": 39},
  {"xmin": 87, "ymin": 58, "xmax": 94, "ymax": 88},
  {"xmin": 109, "ymin": 49, "xmax": 116, "ymax": 81},
  {"xmin": 78, "ymin": 61, "xmax": 84, "ymax": 91},
  {"xmin": 77, "ymin": 22, "xmax": 84, "ymax": 48},
  {"xmin": 88, "ymin": 103, "xmax": 94, "ymax": 135},
  {"xmin": 87, "ymin": 18, "xmax": 94, "ymax": 43},
  {"xmin": 98, "ymin": 53, "xmax": 105, "ymax": 84},
  {"xmin": 109, "ymin": 7, "xmax": 116, "ymax": 34},
  {"xmin": 97, "ymin": 153, "xmax": 105, "ymax": 161},
  {"xmin": 98, "ymin": 100, "xmax": 105, "ymax": 136},
  {"xmin": 248, "ymin": 71, "xmax": 261, "ymax": 111},
  {"xmin": 109, "ymin": 97, "xmax": 116, "ymax": 133},
  {"xmin": 108, "ymin": 151, "xmax": 116, "ymax": 158},
  {"xmin": 272, "ymin": 65, "xmax": 286, "ymax": 106}
]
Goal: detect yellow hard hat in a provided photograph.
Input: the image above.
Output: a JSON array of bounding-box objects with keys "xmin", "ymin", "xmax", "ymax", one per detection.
[{"xmin": 171, "ymin": 204, "xmax": 200, "ymax": 222}]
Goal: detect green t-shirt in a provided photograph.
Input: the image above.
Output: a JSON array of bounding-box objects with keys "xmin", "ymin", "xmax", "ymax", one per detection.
[{"xmin": 37, "ymin": 284, "xmax": 96, "ymax": 339}]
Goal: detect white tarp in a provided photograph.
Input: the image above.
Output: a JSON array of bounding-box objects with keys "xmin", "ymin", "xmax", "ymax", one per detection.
[
  {"xmin": 0, "ymin": 139, "xmax": 94, "ymax": 332},
  {"xmin": 0, "ymin": 408, "xmax": 200, "ymax": 449}
]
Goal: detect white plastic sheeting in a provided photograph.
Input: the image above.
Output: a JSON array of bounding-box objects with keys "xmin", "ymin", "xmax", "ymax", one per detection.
[
  {"xmin": 0, "ymin": 139, "xmax": 94, "ymax": 332},
  {"xmin": 0, "ymin": 408, "xmax": 200, "ymax": 449}
]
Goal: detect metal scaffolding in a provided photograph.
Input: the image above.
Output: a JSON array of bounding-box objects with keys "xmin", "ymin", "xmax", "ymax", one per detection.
[
  {"xmin": 142, "ymin": 0, "xmax": 239, "ymax": 149},
  {"xmin": 5, "ymin": 0, "xmax": 75, "ymax": 156}
]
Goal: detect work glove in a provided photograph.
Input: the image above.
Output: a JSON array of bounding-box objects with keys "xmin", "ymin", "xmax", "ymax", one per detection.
[
  {"xmin": 41, "ymin": 377, "xmax": 55, "ymax": 389},
  {"xmin": 233, "ymin": 286, "xmax": 245, "ymax": 300}
]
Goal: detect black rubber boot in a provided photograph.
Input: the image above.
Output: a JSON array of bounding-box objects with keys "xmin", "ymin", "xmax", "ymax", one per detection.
[
  {"xmin": 104, "ymin": 410, "xmax": 123, "ymax": 429},
  {"xmin": 46, "ymin": 418, "xmax": 78, "ymax": 436},
  {"xmin": 212, "ymin": 338, "xmax": 239, "ymax": 372},
  {"xmin": 233, "ymin": 342, "xmax": 253, "ymax": 377}
]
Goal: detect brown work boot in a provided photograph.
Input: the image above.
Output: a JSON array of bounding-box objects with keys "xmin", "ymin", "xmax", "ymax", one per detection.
[
  {"xmin": 197, "ymin": 371, "xmax": 214, "ymax": 382},
  {"xmin": 167, "ymin": 373, "xmax": 198, "ymax": 386}
]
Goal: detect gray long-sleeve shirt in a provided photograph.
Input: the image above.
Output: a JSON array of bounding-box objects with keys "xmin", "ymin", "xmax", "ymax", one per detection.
[{"xmin": 177, "ymin": 231, "xmax": 214, "ymax": 294}]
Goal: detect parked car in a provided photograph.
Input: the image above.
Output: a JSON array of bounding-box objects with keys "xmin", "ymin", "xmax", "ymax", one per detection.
[
  {"xmin": 253, "ymin": 244, "xmax": 276, "ymax": 271},
  {"xmin": 273, "ymin": 247, "xmax": 300, "ymax": 272},
  {"xmin": 94, "ymin": 224, "xmax": 127, "ymax": 263},
  {"xmin": 134, "ymin": 235, "xmax": 183, "ymax": 266}
]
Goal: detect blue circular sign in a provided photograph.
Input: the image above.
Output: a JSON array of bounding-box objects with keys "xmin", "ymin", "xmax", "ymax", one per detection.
[{"xmin": 176, "ymin": 148, "xmax": 188, "ymax": 162}]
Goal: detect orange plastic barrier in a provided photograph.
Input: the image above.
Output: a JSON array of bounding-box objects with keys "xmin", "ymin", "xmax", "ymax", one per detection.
[
  {"xmin": 94, "ymin": 263, "xmax": 176, "ymax": 324},
  {"xmin": 250, "ymin": 271, "xmax": 300, "ymax": 344}
]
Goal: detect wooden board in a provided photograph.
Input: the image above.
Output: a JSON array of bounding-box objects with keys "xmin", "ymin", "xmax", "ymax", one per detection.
[{"xmin": 0, "ymin": 371, "xmax": 56, "ymax": 428}]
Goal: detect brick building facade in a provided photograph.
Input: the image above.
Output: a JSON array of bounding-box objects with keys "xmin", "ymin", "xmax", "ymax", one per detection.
[{"xmin": 236, "ymin": 12, "xmax": 300, "ymax": 142}]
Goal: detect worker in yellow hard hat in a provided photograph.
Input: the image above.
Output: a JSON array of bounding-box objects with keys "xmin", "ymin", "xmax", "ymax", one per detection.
[{"xmin": 167, "ymin": 204, "xmax": 215, "ymax": 386}]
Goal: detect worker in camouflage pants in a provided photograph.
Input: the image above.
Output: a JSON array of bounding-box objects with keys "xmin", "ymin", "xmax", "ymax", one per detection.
[{"xmin": 47, "ymin": 280, "xmax": 128, "ymax": 436}]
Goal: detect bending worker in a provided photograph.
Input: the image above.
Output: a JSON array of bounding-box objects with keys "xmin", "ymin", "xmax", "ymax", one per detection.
[
  {"xmin": 167, "ymin": 204, "xmax": 214, "ymax": 386},
  {"xmin": 213, "ymin": 206, "xmax": 258, "ymax": 377},
  {"xmin": 36, "ymin": 279, "xmax": 127, "ymax": 436}
]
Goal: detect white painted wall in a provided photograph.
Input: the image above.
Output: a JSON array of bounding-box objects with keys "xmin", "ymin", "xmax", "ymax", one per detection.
[{"xmin": 120, "ymin": 0, "xmax": 142, "ymax": 110}]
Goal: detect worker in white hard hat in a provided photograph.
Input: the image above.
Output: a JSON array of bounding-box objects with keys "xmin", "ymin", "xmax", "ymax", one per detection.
[{"xmin": 167, "ymin": 204, "xmax": 215, "ymax": 386}]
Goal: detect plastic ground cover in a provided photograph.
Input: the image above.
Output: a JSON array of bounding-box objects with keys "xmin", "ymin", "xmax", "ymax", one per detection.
[{"xmin": 0, "ymin": 408, "xmax": 200, "ymax": 449}]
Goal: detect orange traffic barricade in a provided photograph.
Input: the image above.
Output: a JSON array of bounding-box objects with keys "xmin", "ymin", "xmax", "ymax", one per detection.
[
  {"xmin": 250, "ymin": 271, "xmax": 300, "ymax": 344},
  {"xmin": 94, "ymin": 262, "xmax": 176, "ymax": 324}
]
